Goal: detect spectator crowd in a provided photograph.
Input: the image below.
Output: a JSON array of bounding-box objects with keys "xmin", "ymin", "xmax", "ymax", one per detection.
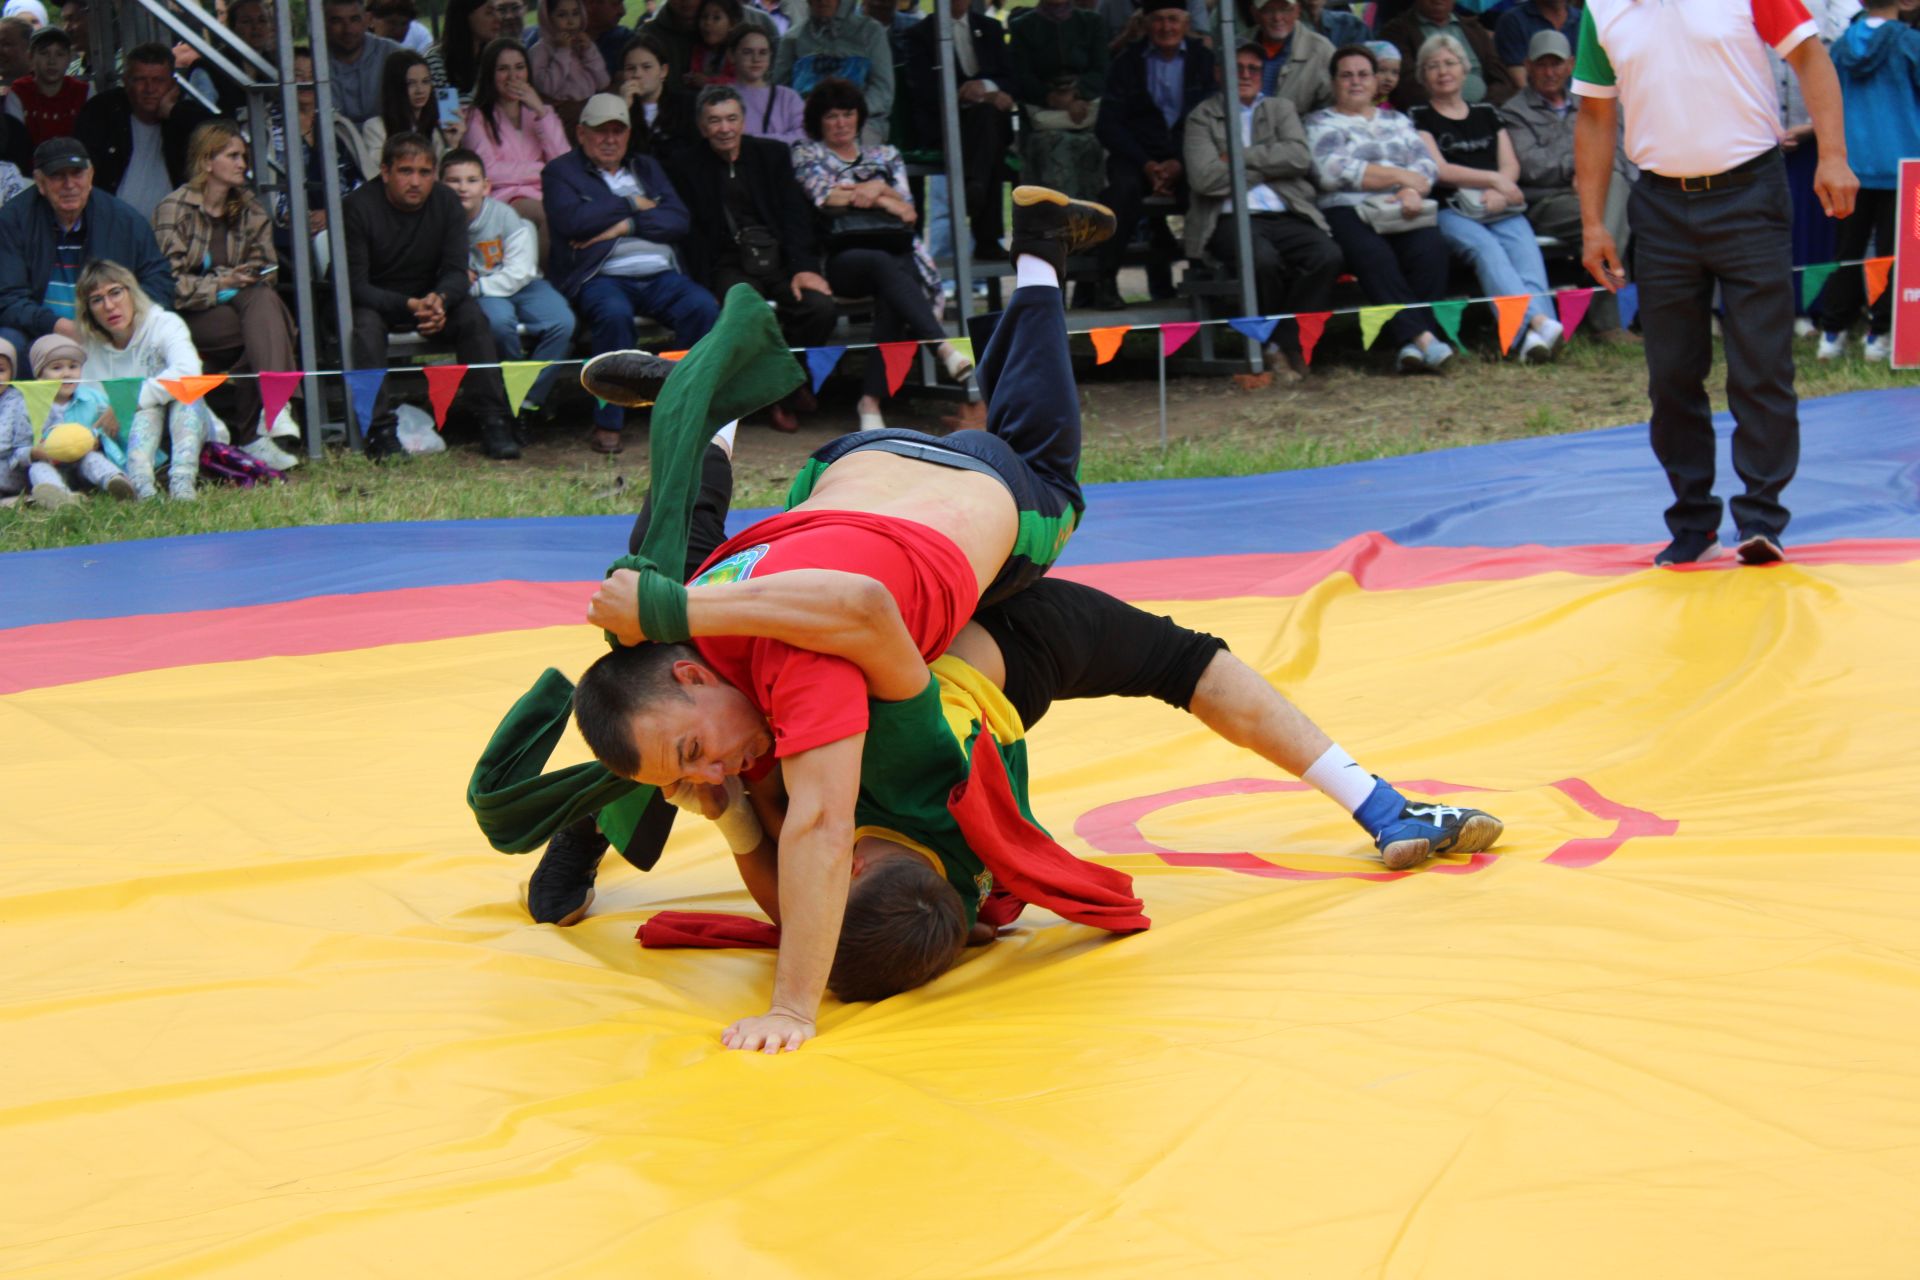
[{"xmin": 0, "ymin": 0, "xmax": 1913, "ymax": 504}]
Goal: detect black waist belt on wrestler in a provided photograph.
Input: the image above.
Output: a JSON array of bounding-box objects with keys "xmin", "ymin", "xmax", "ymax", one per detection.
[
  {"xmin": 1643, "ymin": 147, "xmax": 1780, "ymax": 194},
  {"xmin": 840, "ymin": 435, "xmax": 1016, "ymax": 494}
]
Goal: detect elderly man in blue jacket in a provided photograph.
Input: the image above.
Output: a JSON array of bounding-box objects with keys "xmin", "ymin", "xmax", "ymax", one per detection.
[
  {"xmin": 0, "ymin": 137, "xmax": 174, "ymax": 356},
  {"xmin": 543, "ymin": 93, "xmax": 719, "ymax": 455}
]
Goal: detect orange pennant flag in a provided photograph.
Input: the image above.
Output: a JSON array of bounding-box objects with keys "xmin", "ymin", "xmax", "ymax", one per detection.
[
  {"xmin": 159, "ymin": 373, "xmax": 229, "ymax": 405},
  {"xmin": 1864, "ymin": 256, "xmax": 1894, "ymax": 306},
  {"xmin": 1493, "ymin": 296, "xmax": 1531, "ymax": 354},
  {"xmin": 1089, "ymin": 325, "xmax": 1131, "ymax": 365},
  {"xmin": 660, "ymin": 350, "xmax": 689, "ymax": 362}
]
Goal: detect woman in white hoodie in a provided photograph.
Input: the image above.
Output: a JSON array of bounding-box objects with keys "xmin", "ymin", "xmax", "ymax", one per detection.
[{"xmin": 76, "ymin": 260, "xmax": 213, "ymax": 501}]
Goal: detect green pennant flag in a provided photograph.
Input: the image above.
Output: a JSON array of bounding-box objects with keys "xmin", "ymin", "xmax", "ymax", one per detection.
[
  {"xmin": 1799, "ymin": 262, "xmax": 1838, "ymax": 310},
  {"xmin": 101, "ymin": 377, "xmax": 145, "ymax": 434},
  {"xmin": 1358, "ymin": 304, "xmax": 1404, "ymax": 350},
  {"xmin": 15, "ymin": 379, "xmax": 61, "ymax": 438},
  {"xmin": 500, "ymin": 361, "xmax": 549, "ymax": 417},
  {"xmin": 1431, "ymin": 299, "xmax": 1468, "ymax": 348}
]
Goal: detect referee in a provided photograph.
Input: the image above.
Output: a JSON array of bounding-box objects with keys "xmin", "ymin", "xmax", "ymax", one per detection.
[{"xmin": 1572, "ymin": 0, "xmax": 1858, "ymax": 567}]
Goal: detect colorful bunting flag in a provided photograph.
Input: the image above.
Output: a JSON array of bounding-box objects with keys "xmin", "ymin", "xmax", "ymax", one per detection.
[
  {"xmin": 1294, "ymin": 312, "xmax": 1331, "ymax": 368},
  {"xmin": 661, "ymin": 350, "xmax": 689, "ymax": 361},
  {"xmin": 1430, "ymin": 300, "xmax": 1467, "ymax": 348},
  {"xmin": 946, "ymin": 337, "xmax": 973, "ymax": 367},
  {"xmin": 258, "ymin": 371, "xmax": 302, "ymax": 436},
  {"xmin": 343, "ymin": 368, "xmax": 387, "ymax": 435},
  {"xmin": 1864, "ymin": 256, "xmax": 1894, "ymax": 306},
  {"xmin": 1228, "ymin": 316, "xmax": 1280, "ymax": 347},
  {"xmin": 805, "ymin": 345, "xmax": 845, "ymax": 392},
  {"xmin": 101, "ymin": 377, "xmax": 144, "ymax": 433},
  {"xmin": 1799, "ymin": 264, "xmax": 1836, "ymax": 311},
  {"xmin": 1493, "ymin": 295, "xmax": 1531, "ymax": 354},
  {"xmin": 878, "ymin": 341, "xmax": 918, "ymax": 395},
  {"xmin": 1358, "ymin": 304, "xmax": 1403, "ymax": 350},
  {"xmin": 1089, "ymin": 325, "xmax": 1130, "ymax": 365},
  {"xmin": 159, "ymin": 373, "xmax": 228, "ymax": 405},
  {"xmin": 15, "ymin": 379, "xmax": 60, "ymax": 437},
  {"xmin": 1555, "ymin": 288, "xmax": 1594, "ymax": 340},
  {"xmin": 500, "ymin": 361, "xmax": 548, "ymax": 418},
  {"xmin": 1615, "ymin": 284, "xmax": 1640, "ymax": 333},
  {"xmin": 423, "ymin": 364, "xmax": 469, "ymax": 428},
  {"xmin": 1160, "ymin": 321, "xmax": 1200, "ymax": 357}
]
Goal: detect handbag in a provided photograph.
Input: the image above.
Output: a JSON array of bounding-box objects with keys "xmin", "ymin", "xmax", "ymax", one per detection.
[
  {"xmin": 1448, "ymin": 188, "xmax": 1528, "ymax": 222},
  {"xmin": 1355, "ymin": 193, "xmax": 1438, "ymax": 234},
  {"xmin": 821, "ymin": 205, "xmax": 916, "ymax": 254}
]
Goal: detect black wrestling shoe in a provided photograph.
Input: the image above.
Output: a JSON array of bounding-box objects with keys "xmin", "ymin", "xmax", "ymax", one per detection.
[
  {"xmin": 1653, "ymin": 530, "xmax": 1720, "ymax": 567},
  {"xmin": 1735, "ymin": 530, "xmax": 1786, "ymax": 565},
  {"xmin": 479, "ymin": 416, "xmax": 522, "ymax": 460},
  {"xmin": 363, "ymin": 421, "xmax": 405, "ymax": 462},
  {"xmin": 526, "ymin": 816, "xmax": 610, "ymax": 926},
  {"xmin": 1008, "ymin": 185, "xmax": 1116, "ymax": 277},
  {"xmin": 581, "ymin": 349, "xmax": 678, "ymax": 408}
]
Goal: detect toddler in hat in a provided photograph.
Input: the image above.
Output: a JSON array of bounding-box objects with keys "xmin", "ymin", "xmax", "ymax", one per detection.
[
  {"xmin": 0, "ymin": 338, "xmax": 27, "ymax": 503},
  {"xmin": 17, "ymin": 333, "xmax": 132, "ymax": 508}
]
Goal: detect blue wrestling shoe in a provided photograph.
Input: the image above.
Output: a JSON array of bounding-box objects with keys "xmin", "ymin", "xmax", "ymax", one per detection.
[
  {"xmin": 1352, "ymin": 777, "xmax": 1504, "ymax": 871},
  {"xmin": 526, "ymin": 816, "xmax": 609, "ymax": 926}
]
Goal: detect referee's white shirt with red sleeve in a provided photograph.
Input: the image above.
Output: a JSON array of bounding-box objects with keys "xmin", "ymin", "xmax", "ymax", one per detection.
[{"xmin": 1571, "ymin": 0, "xmax": 1819, "ymax": 178}]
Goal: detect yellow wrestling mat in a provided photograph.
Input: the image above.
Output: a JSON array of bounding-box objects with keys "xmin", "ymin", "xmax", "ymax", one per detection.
[{"xmin": 7, "ymin": 538, "xmax": 1920, "ymax": 1276}]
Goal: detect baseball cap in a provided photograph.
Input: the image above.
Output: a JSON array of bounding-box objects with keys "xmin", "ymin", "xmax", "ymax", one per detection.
[
  {"xmin": 33, "ymin": 136, "xmax": 91, "ymax": 175},
  {"xmin": 1527, "ymin": 29, "xmax": 1571, "ymax": 61},
  {"xmin": 30, "ymin": 23, "xmax": 72, "ymax": 51},
  {"xmin": 578, "ymin": 93, "xmax": 631, "ymax": 128}
]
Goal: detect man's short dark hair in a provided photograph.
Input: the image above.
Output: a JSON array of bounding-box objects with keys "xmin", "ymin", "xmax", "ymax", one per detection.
[
  {"xmin": 573, "ymin": 642, "xmax": 696, "ymax": 778},
  {"xmin": 695, "ymin": 82, "xmax": 743, "ymax": 121},
  {"xmin": 381, "ymin": 129, "xmax": 435, "ymax": 167},
  {"xmin": 125, "ymin": 41, "xmax": 175, "ymax": 69},
  {"xmin": 440, "ymin": 146, "xmax": 484, "ymax": 176},
  {"xmin": 802, "ymin": 76, "xmax": 867, "ymax": 141},
  {"xmin": 828, "ymin": 855, "xmax": 967, "ymax": 1003}
]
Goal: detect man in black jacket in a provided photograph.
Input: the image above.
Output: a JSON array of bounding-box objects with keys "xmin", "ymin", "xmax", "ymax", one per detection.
[
  {"xmin": 668, "ymin": 85, "xmax": 836, "ymax": 431},
  {"xmin": 904, "ymin": 0, "xmax": 1016, "ymax": 256},
  {"xmin": 71, "ymin": 43, "xmax": 215, "ymax": 223},
  {"xmin": 1089, "ymin": 0, "xmax": 1214, "ymax": 307},
  {"xmin": 343, "ymin": 132, "xmax": 519, "ymax": 462},
  {"xmin": 0, "ymin": 137, "xmax": 173, "ymax": 354}
]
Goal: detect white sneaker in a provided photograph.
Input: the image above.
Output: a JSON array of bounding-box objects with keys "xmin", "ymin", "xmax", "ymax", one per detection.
[
  {"xmin": 1538, "ymin": 318, "xmax": 1564, "ymax": 350},
  {"xmin": 244, "ymin": 436, "xmax": 301, "ymax": 471},
  {"xmin": 1421, "ymin": 339, "xmax": 1453, "ymax": 371},
  {"xmin": 1519, "ymin": 329, "xmax": 1552, "ymax": 364},
  {"xmin": 265, "ymin": 406, "xmax": 301, "ymax": 440},
  {"xmin": 1793, "ymin": 316, "xmax": 1817, "ymax": 339},
  {"xmin": 1863, "ymin": 333, "xmax": 1892, "ymax": 363},
  {"xmin": 1817, "ymin": 331, "xmax": 1848, "ymax": 361},
  {"xmin": 1396, "ymin": 343, "xmax": 1425, "ymax": 373},
  {"xmin": 30, "ymin": 481, "xmax": 76, "ymax": 510}
]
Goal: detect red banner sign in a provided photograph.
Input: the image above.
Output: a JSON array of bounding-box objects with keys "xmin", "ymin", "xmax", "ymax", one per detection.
[{"xmin": 1896, "ymin": 158, "xmax": 1920, "ymax": 370}]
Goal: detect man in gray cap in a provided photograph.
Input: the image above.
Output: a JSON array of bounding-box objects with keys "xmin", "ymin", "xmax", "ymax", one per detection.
[
  {"xmin": 1500, "ymin": 29, "xmax": 1630, "ymax": 272},
  {"xmin": 0, "ymin": 135, "xmax": 172, "ymax": 355},
  {"xmin": 540, "ymin": 91, "xmax": 716, "ymax": 455}
]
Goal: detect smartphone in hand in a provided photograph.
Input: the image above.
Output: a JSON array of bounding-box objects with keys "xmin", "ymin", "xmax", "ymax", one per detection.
[{"xmin": 436, "ymin": 86, "xmax": 462, "ymax": 123}]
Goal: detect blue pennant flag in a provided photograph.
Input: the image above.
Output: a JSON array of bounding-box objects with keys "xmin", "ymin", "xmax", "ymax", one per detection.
[
  {"xmin": 805, "ymin": 346, "xmax": 846, "ymax": 393},
  {"xmin": 343, "ymin": 368, "xmax": 388, "ymax": 435},
  {"xmin": 1615, "ymin": 284, "xmax": 1639, "ymax": 333},
  {"xmin": 1228, "ymin": 316, "xmax": 1280, "ymax": 346}
]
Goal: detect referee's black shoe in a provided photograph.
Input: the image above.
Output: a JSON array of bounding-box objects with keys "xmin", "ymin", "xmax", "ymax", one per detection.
[
  {"xmin": 1009, "ymin": 185, "xmax": 1117, "ymax": 277},
  {"xmin": 1735, "ymin": 530, "xmax": 1786, "ymax": 565},
  {"xmin": 1654, "ymin": 530, "xmax": 1721, "ymax": 567},
  {"xmin": 581, "ymin": 349, "xmax": 678, "ymax": 408}
]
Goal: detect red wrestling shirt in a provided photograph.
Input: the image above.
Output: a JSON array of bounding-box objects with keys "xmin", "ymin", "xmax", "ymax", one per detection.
[{"xmin": 689, "ymin": 509, "xmax": 978, "ymax": 763}]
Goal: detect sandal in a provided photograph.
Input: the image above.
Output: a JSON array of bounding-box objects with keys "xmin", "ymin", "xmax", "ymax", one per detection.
[{"xmin": 589, "ymin": 428, "xmax": 625, "ymax": 455}]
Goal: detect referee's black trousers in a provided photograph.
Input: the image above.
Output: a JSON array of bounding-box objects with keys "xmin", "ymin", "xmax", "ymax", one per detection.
[{"xmin": 1629, "ymin": 153, "xmax": 1799, "ymax": 541}]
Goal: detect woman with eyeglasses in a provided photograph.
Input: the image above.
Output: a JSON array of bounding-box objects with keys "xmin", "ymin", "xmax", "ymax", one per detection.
[
  {"xmin": 727, "ymin": 24, "xmax": 803, "ymax": 142},
  {"xmin": 1305, "ymin": 43, "xmax": 1454, "ymax": 373},
  {"xmin": 76, "ymin": 260, "xmax": 216, "ymax": 501}
]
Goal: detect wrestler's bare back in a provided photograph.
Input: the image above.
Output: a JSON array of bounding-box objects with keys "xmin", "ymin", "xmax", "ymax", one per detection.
[{"xmin": 794, "ymin": 449, "xmax": 1018, "ymax": 598}]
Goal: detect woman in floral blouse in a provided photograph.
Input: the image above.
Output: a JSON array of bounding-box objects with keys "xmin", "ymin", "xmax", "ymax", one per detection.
[
  {"xmin": 791, "ymin": 78, "xmax": 971, "ymax": 430},
  {"xmin": 1306, "ymin": 43, "xmax": 1455, "ymax": 373}
]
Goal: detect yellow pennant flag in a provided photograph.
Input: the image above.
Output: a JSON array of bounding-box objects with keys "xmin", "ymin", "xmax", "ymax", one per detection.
[
  {"xmin": 946, "ymin": 337, "xmax": 973, "ymax": 367},
  {"xmin": 1358, "ymin": 305, "xmax": 1403, "ymax": 350},
  {"xmin": 14, "ymin": 379, "xmax": 62, "ymax": 438},
  {"xmin": 499, "ymin": 362, "xmax": 549, "ymax": 417}
]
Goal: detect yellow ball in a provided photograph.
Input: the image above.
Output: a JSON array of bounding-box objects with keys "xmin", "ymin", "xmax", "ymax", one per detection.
[{"xmin": 40, "ymin": 422, "xmax": 96, "ymax": 464}]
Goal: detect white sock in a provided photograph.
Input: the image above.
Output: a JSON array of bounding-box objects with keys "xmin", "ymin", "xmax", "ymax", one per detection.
[
  {"xmin": 1302, "ymin": 744, "xmax": 1377, "ymax": 815},
  {"xmin": 711, "ymin": 420, "xmax": 737, "ymax": 459},
  {"xmin": 1015, "ymin": 255, "xmax": 1060, "ymax": 291}
]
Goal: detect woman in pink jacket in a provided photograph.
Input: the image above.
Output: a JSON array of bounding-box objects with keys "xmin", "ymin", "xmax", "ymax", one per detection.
[
  {"xmin": 464, "ymin": 38, "xmax": 571, "ymax": 259},
  {"xmin": 528, "ymin": 0, "xmax": 608, "ymax": 103}
]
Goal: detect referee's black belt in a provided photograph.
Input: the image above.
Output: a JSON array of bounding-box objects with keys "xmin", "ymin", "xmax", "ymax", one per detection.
[{"xmin": 1644, "ymin": 147, "xmax": 1780, "ymax": 194}]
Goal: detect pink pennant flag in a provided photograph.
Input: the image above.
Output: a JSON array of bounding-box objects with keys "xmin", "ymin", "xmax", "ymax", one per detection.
[
  {"xmin": 1089, "ymin": 325, "xmax": 1130, "ymax": 365},
  {"xmin": 879, "ymin": 341, "xmax": 918, "ymax": 395},
  {"xmin": 257, "ymin": 370, "xmax": 302, "ymax": 433},
  {"xmin": 1295, "ymin": 312, "xmax": 1331, "ymax": 368},
  {"xmin": 424, "ymin": 364, "xmax": 469, "ymax": 429},
  {"xmin": 1160, "ymin": 321, "xmax": 1200, "ymax": 357},
  {"xmin": 1555, "ymin": 287, "xmax": 1594, "ymax": 340},
  {"xmin": 159, "ymin": 373, "xmax": 228, "ymax": 405}
]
